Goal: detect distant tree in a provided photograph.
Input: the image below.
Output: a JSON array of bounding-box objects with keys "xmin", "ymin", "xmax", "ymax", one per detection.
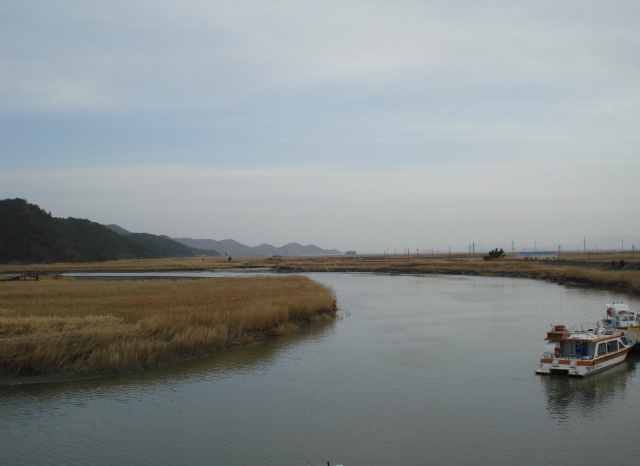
[{"xmin": 483, "ymin": 248, "xmax": 505, "ymax": 260}]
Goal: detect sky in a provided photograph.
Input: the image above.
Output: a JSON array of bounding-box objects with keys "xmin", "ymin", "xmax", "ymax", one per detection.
[{"xmin": 1, "ymin": 1, "xmax": 639, "ymax": 253}]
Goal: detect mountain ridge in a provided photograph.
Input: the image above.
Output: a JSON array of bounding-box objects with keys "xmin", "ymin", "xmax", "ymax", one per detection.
[
  {"xmin": 0, "ymin": 199, "xmax": 157, "ymax": 264},
  {"xmin": 0, "ymin": 195, "xmax": 342, "ymax": 265},
  {"xmin": 173, "ymin": 237, "xmax": 342, "ymax": 256},
  {"xmin": 0, "ymin": 198, "xmax": 221, "ymax": 264}
]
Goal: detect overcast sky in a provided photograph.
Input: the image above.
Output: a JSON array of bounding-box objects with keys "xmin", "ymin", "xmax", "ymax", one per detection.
[{"xmin": 2, "ymin": 1, "xmax": 639, "ymax": 253}]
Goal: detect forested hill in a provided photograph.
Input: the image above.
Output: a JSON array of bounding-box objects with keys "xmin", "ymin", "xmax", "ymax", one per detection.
[{"xmin": 0, "ymin": 198, "xmax": 208, "ymax": 264}]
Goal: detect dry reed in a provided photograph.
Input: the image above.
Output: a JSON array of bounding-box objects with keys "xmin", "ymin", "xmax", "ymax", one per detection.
[
  {"xmin": 0, "ymin": 276, "xmax": 336, "ymax": 377},
  {"xmin": 274, "ymin": 258, "xmax": 640, "ymax": 295}
]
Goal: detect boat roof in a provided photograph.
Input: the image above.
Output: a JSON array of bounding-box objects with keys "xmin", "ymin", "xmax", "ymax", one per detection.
[
  {"xmin": 606, "ymin": 302, "xmax": 631, "ymax": 311},
  {"xmin": 548, "ymin": 333, "xmax": 624, "ymax": 342},
  {"xmin": 545, "ymin": 323, "xmax": 625, "ymax": 342}
]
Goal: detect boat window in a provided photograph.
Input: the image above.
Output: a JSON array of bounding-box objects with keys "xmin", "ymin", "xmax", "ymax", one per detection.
[
  {"xmin": 621, "ymin": 336, "xmax": 629, "ymax": 346},
  {"xmin": 575, "ymin": 342, "xmax": 588, "ymax": 357},
  {"xmin": 597, "ymin": 343, "xmax": 607, "ymax": 355},
  {"xmin": 607, "ymin": 340, "xmax": 618, "ymax": 352}
]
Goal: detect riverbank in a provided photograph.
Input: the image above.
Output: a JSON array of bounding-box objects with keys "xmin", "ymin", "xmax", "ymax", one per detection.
[
  {"xmin": 0, "ymin": 275, "xmax": 337, "ymax": 380},
  {"xmin": 3, "ymin": 253, "xmax": 640, "ymax": 294},
  {"xmin": 274, "ymin": 258, "xmax": 640, "ymax": 295}
]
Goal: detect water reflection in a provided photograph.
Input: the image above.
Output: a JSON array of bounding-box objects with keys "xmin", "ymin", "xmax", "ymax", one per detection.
[{"xmin": 541, "ymin": 355, "xmax": 639, "ymax": 421}]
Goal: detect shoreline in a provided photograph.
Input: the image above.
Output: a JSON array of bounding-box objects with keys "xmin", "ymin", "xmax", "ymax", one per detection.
[{"xmin": 3, "ymin": 254, "xmax": 639, "ymax": 295}]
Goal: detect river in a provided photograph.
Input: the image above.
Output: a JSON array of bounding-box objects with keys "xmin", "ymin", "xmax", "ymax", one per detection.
[{"xmin": 1, "ymin": 272, "xmax": 640, "ymax": 465}]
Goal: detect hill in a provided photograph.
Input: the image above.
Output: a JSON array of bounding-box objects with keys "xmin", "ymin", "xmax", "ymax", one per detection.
[
  {"xmin": 105, "ymin": 225, "xmax": 220, "ymax": 257},
  {"xmin": 0, "ymin": 199, "xmax": 216, "ymax": 264},
  {"xmin": 174, "ymin": 237, "xmax": 342, "ymax": 256},
  {"xmin": 0, "ymin": 198, "xmax": 338, "ymax": 264},
  {"xmin": 0, "ymin": 199, "xmax": 157, "ymax": 264}
]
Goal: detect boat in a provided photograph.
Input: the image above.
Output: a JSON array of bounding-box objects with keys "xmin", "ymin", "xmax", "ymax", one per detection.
[
  {"xmin": 603, "ymin": 302, "xmax": 637, "ymax": 329},
  {"xmin": 535, "ymin": 322, "xmax": 636, "ymax": 377},
  {"xmin": 602, "ymin": 301, "xmax": 640, "ymax": 351}
]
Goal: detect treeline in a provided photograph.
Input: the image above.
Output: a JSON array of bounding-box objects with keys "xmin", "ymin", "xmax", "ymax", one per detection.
[{"xmin": 0, "ymin": 198, "xmax": 218, "ymax": 264}]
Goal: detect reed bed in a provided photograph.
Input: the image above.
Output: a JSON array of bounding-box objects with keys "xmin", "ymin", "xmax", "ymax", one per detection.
[
  {"xmin": 0, "ymin": 276, "xmax": 337, "ymax": 377},
  {"xmin": 3, "ymin": 249, "xmax": 638, "ymax": 274},
  {"xmin": 274, "ymin": 258, "xmax": 640, "ymax": 295}
]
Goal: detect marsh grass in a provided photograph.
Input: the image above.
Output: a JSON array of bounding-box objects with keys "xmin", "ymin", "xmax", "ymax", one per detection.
[
  {"xmin": 0, "ymin": 276, "xmax": 336, "ymax": 377},
  {"xmin": 273, "ymin": 257, "xmax": 640, "ymax": 295}
]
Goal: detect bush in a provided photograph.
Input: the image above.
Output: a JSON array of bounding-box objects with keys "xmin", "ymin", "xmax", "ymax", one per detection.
[{"xmin": 483, "ymin": 248, "xmax": 505, "ymax": 260}]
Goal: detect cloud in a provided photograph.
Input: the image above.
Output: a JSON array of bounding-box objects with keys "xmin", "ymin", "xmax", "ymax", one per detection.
[
  {"xmin": 3, "ymin": 1, "xmax": 639, "ymax": 116},
  {"xmin": 1, "ymin": 1, "xmax": 638, "ymax": 251}
]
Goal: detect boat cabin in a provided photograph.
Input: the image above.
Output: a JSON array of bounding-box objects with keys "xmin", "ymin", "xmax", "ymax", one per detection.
[
  {"xmin": 603, "ymin": 302, "xmax": 637, "ymax": 329},
  {"xmin": 542, "ymin": 323, "xmax": 631, "ymax": 361}
]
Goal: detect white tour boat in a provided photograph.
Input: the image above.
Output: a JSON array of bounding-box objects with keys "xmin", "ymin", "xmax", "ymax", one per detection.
[
  {"xmin": 603, "ymin": 302, "xmax": 638, "ymax": 329},
  {"xmin": 535, "ymin": 322, "xmax": 636, "ymax": 377}
]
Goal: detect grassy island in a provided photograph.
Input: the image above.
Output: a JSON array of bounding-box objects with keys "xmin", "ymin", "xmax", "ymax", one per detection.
[{"xmin": 0, "ymin": 275, "xmax": 336, "ymax": 378}]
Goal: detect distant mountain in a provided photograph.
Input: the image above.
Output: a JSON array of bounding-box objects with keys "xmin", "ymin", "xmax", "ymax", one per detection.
[
  {"xmin": 0, "ymin": 199, "xmax": 156, "ymax": 264},
  {"xmin": 0, "ymin": 197, "xmax": 335, "ymax": 265},
  {"xmin": 174, "ymin": 238, "xmax": 252, "ymax": 255},
  {"xmin": 128, "ymin": 233, "xmax": 216, "ymax": 257},
  {"xmin": 105, "ymin": 224, "xmax": 131, "ymax": 235},
  {"xmin": 0, "ymin": 198, "xmax": 223, "ymax": 264},
  {"xmin": 174, "ymin": 237, "xmax": 342, "ymax": 256},
  {"xmin": 105, "ymin": 225, "xmax": 221, "ymax": 257}
]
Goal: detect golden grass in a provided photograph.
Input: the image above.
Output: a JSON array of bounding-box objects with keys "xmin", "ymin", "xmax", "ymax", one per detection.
[
  {"xmin": 3, "ymin": 250, "xmax": 639, "ymax": 295},
  {"xmin": 0, "ymin": 276, "xmax": 336, "ymax": 377},
  {"xmin": 2, "ymin": 249, "xmax": 638, "ymax": 273},
  {"xmin": 270, "ymin": 255, "xmax": 640, "ymax": 294}
]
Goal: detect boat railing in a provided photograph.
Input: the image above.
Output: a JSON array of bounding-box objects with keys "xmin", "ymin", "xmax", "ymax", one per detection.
[{"xmin": 555, "ymin": 322, "xmax": 616, "ymax": 335}]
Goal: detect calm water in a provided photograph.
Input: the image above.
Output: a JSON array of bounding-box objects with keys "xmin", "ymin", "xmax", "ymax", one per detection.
[{"xmin": 2, "ymin": 272, "xmax": 640, "ymax": 466}]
